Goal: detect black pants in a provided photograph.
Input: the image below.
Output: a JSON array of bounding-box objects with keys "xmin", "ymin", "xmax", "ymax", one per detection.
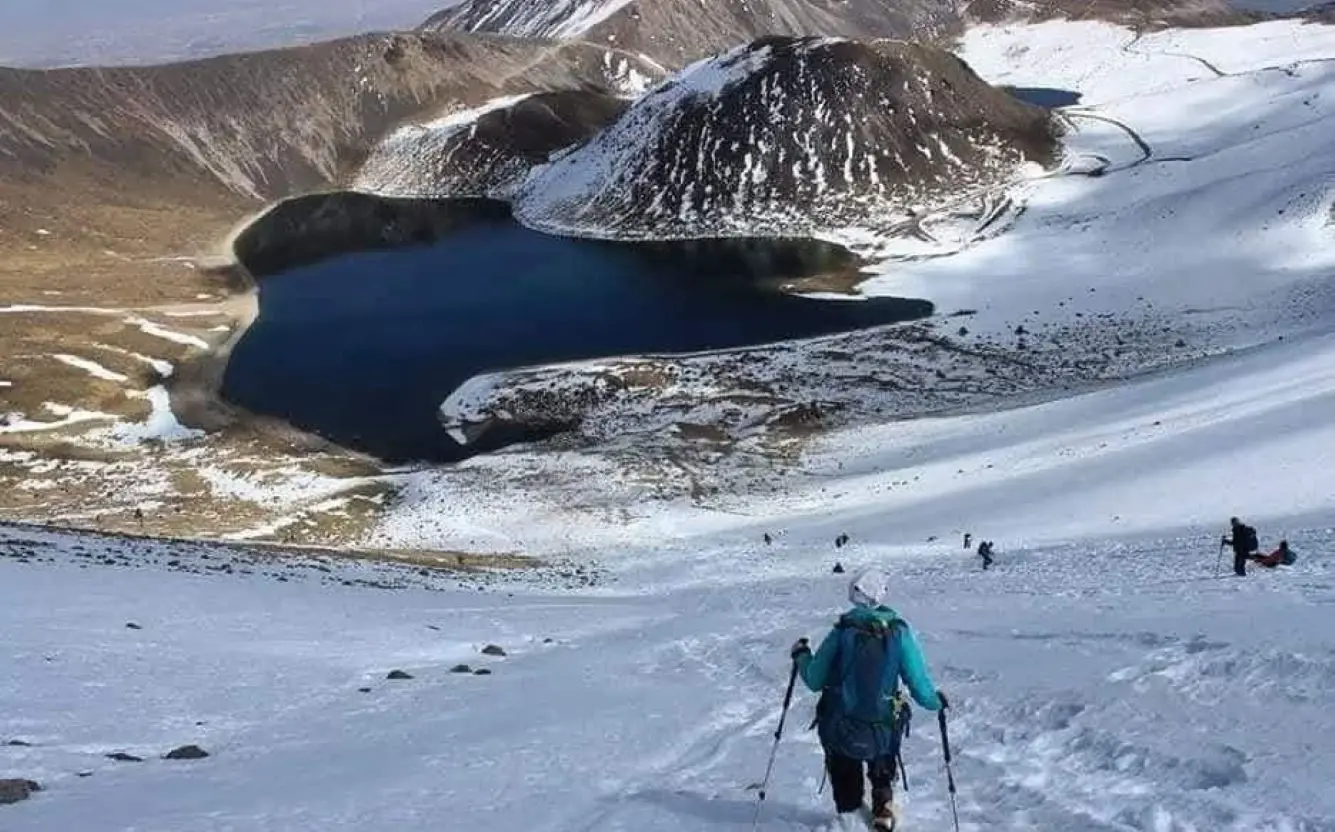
[
  {"xmin": 826, "ymin": 752, "xmax": 895, "ymax": 814},
  {"xmin": 1233, "ymin": 549, "xmax": 1248, "ymax": 576}
]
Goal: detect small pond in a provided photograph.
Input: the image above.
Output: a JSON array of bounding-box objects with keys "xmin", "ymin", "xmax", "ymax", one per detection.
[
  {"xmin": 1006, "ymin": 87, "xmax": 1084, "ymax": 109},
  {"xmin": 222, "ymin": 206, "xmax": 933, "ymax": 462}
]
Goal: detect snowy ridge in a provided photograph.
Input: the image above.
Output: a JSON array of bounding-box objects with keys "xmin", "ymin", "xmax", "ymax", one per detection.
[
  {"xmin": 435, "ymin": 301, "xmax": 1223, "ymax": 471},
  {"xmin": 513, "ymin": 36, "xmax": 1058, "ymax": 241},
  {"xmin": 427, "ymin": 0, "xmax": 637, "ymax": 39},
  {"xmin": 353, "ymin": 94, "xmax": 537, "ymax": 198},
  {"xmin": 353, "ymin": 81, "xmax": 659, "ymax": 199}
]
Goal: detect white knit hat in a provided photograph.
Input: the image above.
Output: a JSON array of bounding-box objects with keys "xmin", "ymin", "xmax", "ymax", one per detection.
[{"xmin": 848, "ymin": 568, "xmax": 889, "ymax": 608}]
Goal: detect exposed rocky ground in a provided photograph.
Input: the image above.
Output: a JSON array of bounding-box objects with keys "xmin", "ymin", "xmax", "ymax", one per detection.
[
  {"xmin": 0, "ymin": 521, "xmax": 604, "ymax": 591},
  {"xmin": 422, "ymin": 0, "xmax": 962, "ymax": 67},
  {"xmin": 515, "ymin": 36, "xmax": 1060, "ymax": 240},
  {"xmin": 354, "ymin": 89, "xmax": 641, "ymax": 199},
  {"xmin": 437, "ymin": 299, "xmax": 1233, "ymax": 505},
  {"xmin": 420, "ymin": 0, "xmax": 1257, "ymax": 68}
]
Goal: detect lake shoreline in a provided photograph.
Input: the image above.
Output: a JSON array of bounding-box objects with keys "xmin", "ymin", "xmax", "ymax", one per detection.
[{"xmin": 179, "ymin": 191, "xmax": 924, "ymax": 464}]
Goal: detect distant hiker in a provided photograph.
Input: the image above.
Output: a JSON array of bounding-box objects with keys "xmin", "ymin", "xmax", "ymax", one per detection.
[
  {"xmin": 764, "ymin": 533, "xmax": 773, "ymax": 546},
  {"xmin": 963, "ymin": 532, "xmax": 972, "ymax": 550},
  {"xmin": 1251, "ymin": 540, "xmax": 1297, "ymax": 569},
  {"xmin": 977, "ymin": 541, "xmax": 994, "ymax": 570},
  {"xmin": 133, "ymin": 507, "xmax": 144, "ymax": 527},
  {"xmin": 1222, "ymin": 517, "xmax": 1259, "ymax": 577},
  {"xmin": 835, "ymin": 533, "xmax": 850, "ymax": 549},
  {"xmin": 791, "ymin": 569, "xmax": 947, "ymax": 831}
]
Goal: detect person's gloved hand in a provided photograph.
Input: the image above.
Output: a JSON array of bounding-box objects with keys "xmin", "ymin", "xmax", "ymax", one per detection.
[
  {"xmin": 790, "ymin": 637, "xmax": 810, "ymax": 660},
  {"xmin": 937, "ymin": 690, "xmax": 951, "ymax": 710}
]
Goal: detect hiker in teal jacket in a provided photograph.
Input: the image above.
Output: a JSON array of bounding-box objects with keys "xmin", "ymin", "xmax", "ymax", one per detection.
[{"xmin": 791, "ymin": 569, "xmax": 948, "ymax": 831}]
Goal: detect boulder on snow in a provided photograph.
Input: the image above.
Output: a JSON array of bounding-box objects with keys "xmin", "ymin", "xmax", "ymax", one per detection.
[
  {"xmin": 473, "ymin": 668, "xmax": 493, "ymax": 676},
  {"xmin": 0, "ymin": 779, "xmax": 41, "ymax": 805},
  {"xmin": 105, "ymin": 752, "xmax": 143, "ymax": 762},
  {"xmin": 163, "ymin": 744, "xmax": 209, "ymax": 760},
  {"xmin": 481, "ymin": 644, "xmax": 507, "ymax": 657},
  {"xmin": 387, "ymin": 669, "xmax": 415, "ymax": 680},
  {"xmin": 4, "ymin": 739, "xmax": 33, "ymax": 747},
  {"xmin": 450, "ymin": 664, "xmax": 474, "ymax": 674},
  {"xmin": 515, "ymin": 36, "xmax": 1059, "ymax": 241},
  {"xmin": 125, "ymin": 622, "xmax": 143, "ymax": 630}
]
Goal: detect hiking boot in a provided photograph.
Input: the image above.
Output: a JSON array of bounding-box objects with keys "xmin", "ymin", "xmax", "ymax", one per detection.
[{"xmin": 871, "ymin": 801, "xmax": 899, "ymax": 831}]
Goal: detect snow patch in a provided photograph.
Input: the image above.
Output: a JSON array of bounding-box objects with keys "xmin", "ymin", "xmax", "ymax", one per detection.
[
  {"xmin": 126, "ymin": 317, "xmax": 211, "ymax": 351},
  {"xmin": 52, "ymin": 354, "xmax": 129, "ymax": 383}
]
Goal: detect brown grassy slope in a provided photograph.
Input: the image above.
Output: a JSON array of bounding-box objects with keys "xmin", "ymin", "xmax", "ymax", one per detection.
[{"xmin": 0, "ymin": 31, "xmax": 647, "ymax": 425}]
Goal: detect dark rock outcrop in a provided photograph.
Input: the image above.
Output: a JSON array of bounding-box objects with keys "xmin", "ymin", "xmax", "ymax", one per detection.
[
  {"xmin": 232, "ymin": 194, "xmax": 511, "ymax": 277},
  {"xmin": 481, "ymin": 644, "xmax": 507, "ymax": 656},
  {"xmin": 0, "ymin": 779, "xmax": 41, "ymax": 805},
  {"xmin": 515, "ymin": 36, "xmax": 1059, "ymax": 240},
  {"xmin": 387, "ymin": 669, "xmax": 415, "ymax": 680},
  {"xmin": 105, "ymin": 752, "xmax": 144, "ymax": 763},
  {"xmin": 450, "ymin": 664, "xmax": 474, "ymax": 673},
  {"xmin": 163, "ymin": 744, "xmax": 210, "ymax": 760},
  {"xmin": 354, "ymin": 90, "xmax": 633, "ymax": 199}
]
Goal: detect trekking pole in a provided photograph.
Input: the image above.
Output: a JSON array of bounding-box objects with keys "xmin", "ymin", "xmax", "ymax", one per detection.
[
  {"xmin": 937, "ymin": 700, "xmax": 961, "ymax": 832},
  {"xmin": 751, "ymin": 652, "xmax": 802, "ymax": 831},
  {"xmin": 1215, "ymin": 537, "xmax": 1225, "ymax": 578}
]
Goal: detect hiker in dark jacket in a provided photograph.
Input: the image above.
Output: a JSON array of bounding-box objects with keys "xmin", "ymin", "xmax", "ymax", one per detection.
[
  {"xmin": 791, "ymin": 569, "xmax": 946, "ymax": 831},
  {"xmin": 1222, "ymin": 517, "xmax": 1259, "ymax": 577}
]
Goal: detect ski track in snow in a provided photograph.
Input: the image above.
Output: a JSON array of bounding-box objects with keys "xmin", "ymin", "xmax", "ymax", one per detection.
[{"xmin": 3, "ymin": 524, "xmax": 1334, "ymax": 831}]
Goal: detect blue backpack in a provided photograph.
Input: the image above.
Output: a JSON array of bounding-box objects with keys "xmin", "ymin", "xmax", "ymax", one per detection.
[{"xmin": 813, "ymin": 614, "xmax": 912, "ymax": 761}]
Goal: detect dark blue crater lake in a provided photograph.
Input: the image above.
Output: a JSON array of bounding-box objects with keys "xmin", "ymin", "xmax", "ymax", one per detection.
[{"xmin": 222, "ymin": 211, "xmax": 932, "ymax": 462}]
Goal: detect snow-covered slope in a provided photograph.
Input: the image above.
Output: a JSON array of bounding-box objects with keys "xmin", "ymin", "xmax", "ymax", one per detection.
[
  {"xmin": 515, "ymin": 36, "xmax": 1058, "ymax": 241},
  {"xmin": 352, "ymin": 90, "xmax": 635, "ymax": 199},
  {"xmin": 4, "ymin": 504, "xmax": 1334, "ymax": 830},
  {"xmin": 425, "ymin": 0, "xmax": 638, "ymax": 39},
  {"xmin": 862, "ymin": 19, "xmax": 1335, "ymax": 346}
]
